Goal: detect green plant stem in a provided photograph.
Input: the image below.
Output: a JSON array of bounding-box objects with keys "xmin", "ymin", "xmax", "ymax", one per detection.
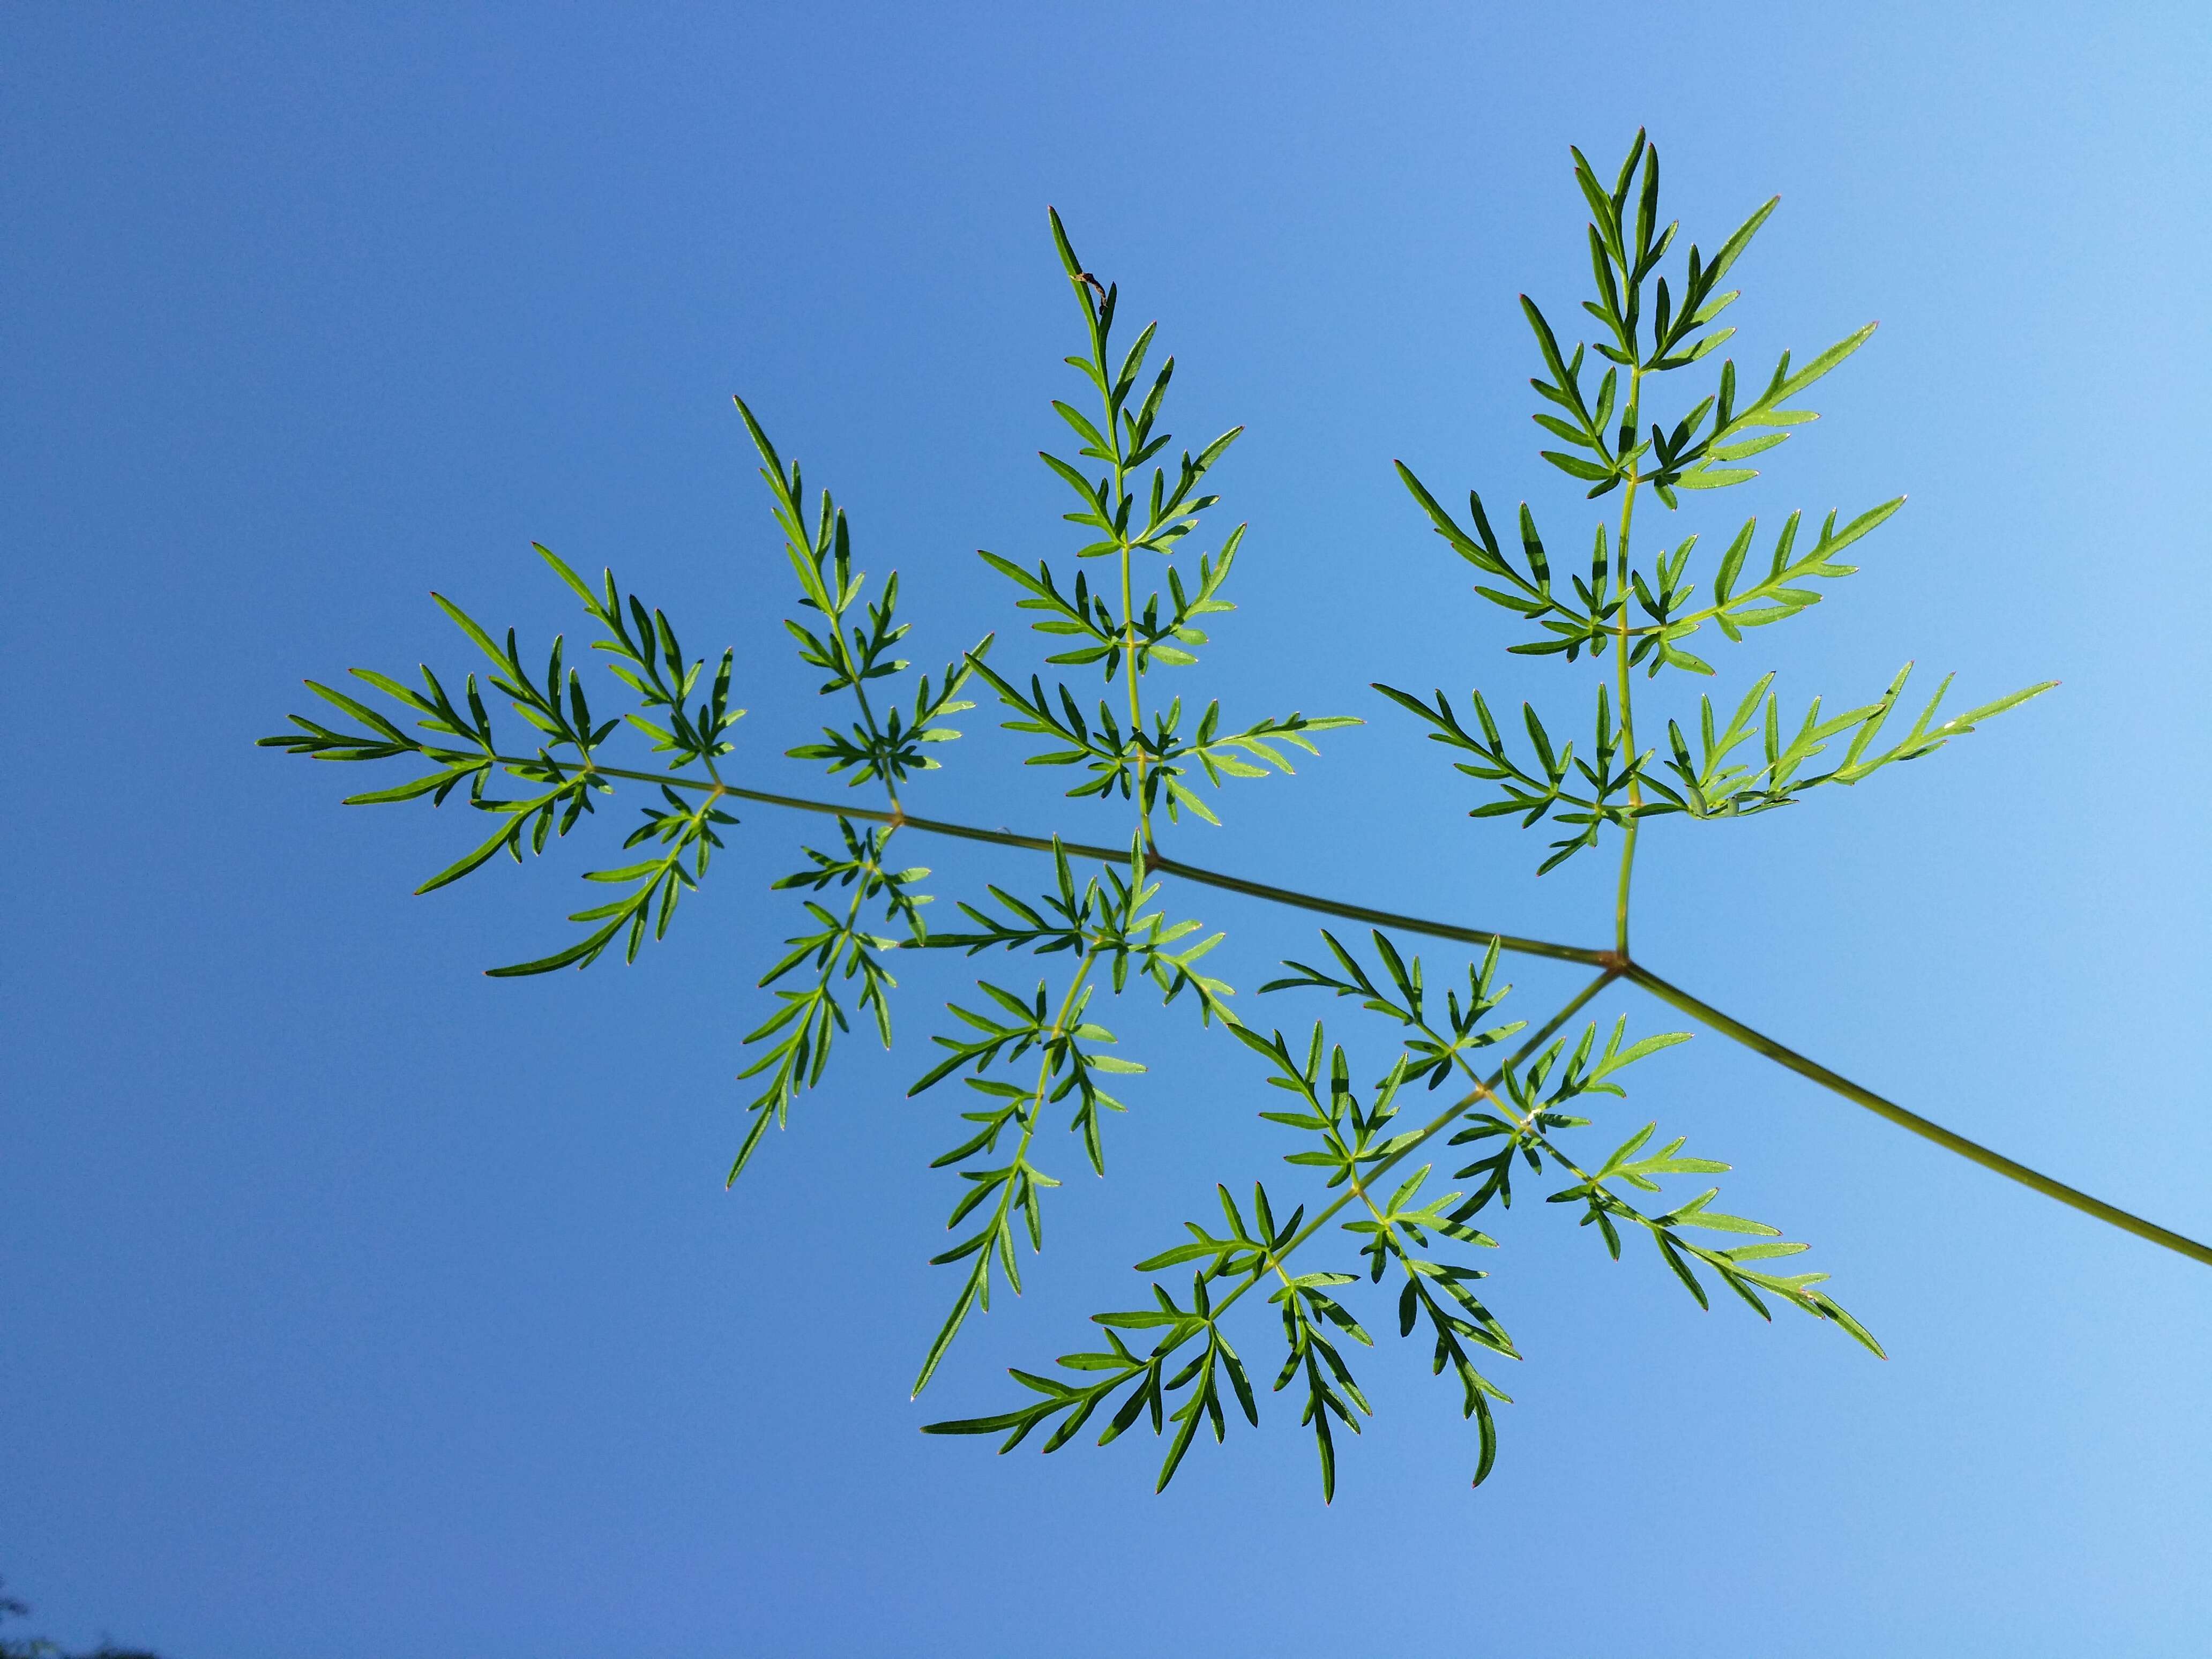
[
  {"xmin": 1612, "ymin": 824, "xmax": 1638, "ymax": 959},
  {"xmin": 1612, "ymin": 400, "xmax": 1643, "ymax": 959},
  {"xmin": 1098, "ymin": 316, "xmax": 1151, "ymax": 848},
  {"xmin": 555, "ymin": 759, "xmax": 1611, "ymax": 965},
  {"xmin": 1623, "ymin": 961, "xmax": 2212, "ymax": 1268},
  {"xmin": 476, "ymin": 757, "xmax": 2211, "ymax": 1267},
  {"xmin": 1120, "ymin": 526, "xmax": 1148, "ymax": 845},
  {"xmin": 849, "ymin": 678, "xmax": 898, "ymax": 809}
]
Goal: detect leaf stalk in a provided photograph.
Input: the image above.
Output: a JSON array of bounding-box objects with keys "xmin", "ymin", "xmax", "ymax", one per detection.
[{"xmin": 1624, "ymin": 962, "xmax": 2212, "ymax": 1268}]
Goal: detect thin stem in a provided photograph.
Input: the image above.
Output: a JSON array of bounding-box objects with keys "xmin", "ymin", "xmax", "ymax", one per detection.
[
  {"xmin": 1123, "ymin": 541, "xmax": 1146, "ymax": 843},
  {"xmin": 1611, "ymin": 374, "xmax": 1643, "ymax": 958},
  {"xmin": 1612, "ymin": 823, "xmax": 1638, "ymax": 959},
  {"xmin": 1622, "ymin": 962, "xmax": 2212, "ymax": 1269},
  {"xmin": 849, "ymin": 678, "xmax": 898, "ymax": 810},
  {"xmin": 552, "ymin": 759, "xmax": 1611, "ymax": 966},
  {"xmin": 1106, "ymin": 352, "xmax": 1150, "ymax": 845},
  {"xmin": 458, "ymin": 756, "xmax": 2211, "ymax": 1268}
]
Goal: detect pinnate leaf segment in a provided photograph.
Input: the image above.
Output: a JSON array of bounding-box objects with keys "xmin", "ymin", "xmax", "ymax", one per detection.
[{"xmin": 265, "ymin": 134, "xmax": 2207, "ymax": 1503}]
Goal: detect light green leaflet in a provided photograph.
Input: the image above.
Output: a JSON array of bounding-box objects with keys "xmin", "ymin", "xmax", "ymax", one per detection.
[{"xmin": 265, "ymin": 133, "xmax": 2206, "ymax": 1504}]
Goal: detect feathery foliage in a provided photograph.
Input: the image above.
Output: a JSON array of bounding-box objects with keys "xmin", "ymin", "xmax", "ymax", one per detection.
[{"xmin": 265, "ymin": 133, "xmax": 2206, "ymax": 1503}]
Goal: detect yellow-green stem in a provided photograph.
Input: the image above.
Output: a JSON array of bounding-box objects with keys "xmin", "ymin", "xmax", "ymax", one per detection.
[
  {"xmin": 848, "ymin": 678, "xmax": 899, "ymax": 810},
  {"xmin": 1623, "ymin": 962, "xmax": 2212, "ymax": 1268},
  {"xmin": 1123, "ymin": 543, "xmax": 1148, "ymax": 845},
  {"xmin": 511, "ymin": 759, "xmax": 2212, "ymax": 1269},
  {"xmin": 1612, "ymin": 377, "xmax": 1643, "ymax": 958},
  {"xmin": 561, "ymin": 760, "xmax": 1610, "ymax": 965}
]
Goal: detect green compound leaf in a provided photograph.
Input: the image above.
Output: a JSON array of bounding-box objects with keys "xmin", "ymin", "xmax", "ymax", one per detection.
[{"xmin": 269, "ymin": 132, "xmax": 2117, "ymax": 1506}]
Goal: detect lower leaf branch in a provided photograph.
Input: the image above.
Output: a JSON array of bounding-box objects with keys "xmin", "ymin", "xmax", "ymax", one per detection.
[
  {"xmin": 921, "ymin": 973, "xmax": 1618, "ymax": 1482},
  {"xmin": 909, "ymin": 944, "xmax": 1113, "ymax": 1396},
  {"xmin": 1452, "ymin": 1065, "xmax": 1881, "ymax": 1354},
  {"xmin": 292, "ymin": 742, "xmax": 2211, "ymax": 1271},
  {"xmin": 1171, "ymin": 972, "xmax": 1615, "ymax": 1312},
  {"xmin": 1273, "ymin": 930, "xmax": 1878, "ymax": 1351}
]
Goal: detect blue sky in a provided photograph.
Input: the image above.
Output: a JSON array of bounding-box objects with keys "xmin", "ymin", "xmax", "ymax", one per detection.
[{"xmin": 6, "ymin": 3, "xmax": 2209, "ymax": 1654}]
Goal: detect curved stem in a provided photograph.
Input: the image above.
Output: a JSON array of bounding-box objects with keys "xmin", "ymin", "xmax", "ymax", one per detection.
[
  {"xmin": 555, "ymin": 759, "xmax": 1611, "ymax": 966},
  {"xmin": 465, "ymin": 756, "xmax": 2212, "ymax": 1268},
  {"xmin": 1622, "ymin": 961, "xmax": 2212, "ymax": 1268},
  {"xmin": 848, "ymin": 678, "xmax": 899, "ymax": 811},
  {"xmin": 1122, "ymin": 538, "xmax": 1146, "ymax": 842},
  {"xmin": 1611, "ymin": 391, "xmax": 1643, "ymax": 958}
]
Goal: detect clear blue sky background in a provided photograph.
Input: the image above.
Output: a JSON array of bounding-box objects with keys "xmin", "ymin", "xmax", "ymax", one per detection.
[{"xmin": 6, "ymin": 4, "xmax": 2209, "ymax": 1654}]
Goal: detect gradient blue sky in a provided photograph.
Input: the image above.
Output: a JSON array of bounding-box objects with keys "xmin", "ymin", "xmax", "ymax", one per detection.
[{"xmin": 6, "ymin": 4, "xmax": 2210, "ymax": 1655}]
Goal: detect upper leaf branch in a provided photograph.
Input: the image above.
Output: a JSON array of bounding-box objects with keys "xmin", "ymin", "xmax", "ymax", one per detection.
[
  {"xmin": 973, "ymin": 211, "xmax": 1358, "ymax": 840},
  {"xmin": 1269, "ymin": 929, "xmax": 1880, "ymax": 1348}
]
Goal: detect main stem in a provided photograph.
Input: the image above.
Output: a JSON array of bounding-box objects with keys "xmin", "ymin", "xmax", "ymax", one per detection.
[
  {"xmin": 1624, "ymin": 963, "xmax": 2212, "ymax": 1269},
  {"xmin": 529, "ymin": 759, "xmax": 2212, "ymax": 1268},
  {"xmin": 1111, "ymin": 380, "xmax": 1149, "ymax": 848}
]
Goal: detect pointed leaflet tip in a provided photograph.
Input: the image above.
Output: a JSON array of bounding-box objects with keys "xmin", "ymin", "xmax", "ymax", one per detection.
[
  {"xmin": 731, "ymin": 393, "xmax": 785, "ymax": 482},
  {"xmin": 1048, "ymin": 206, "xmax": 1082, "ymax": 281}
]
